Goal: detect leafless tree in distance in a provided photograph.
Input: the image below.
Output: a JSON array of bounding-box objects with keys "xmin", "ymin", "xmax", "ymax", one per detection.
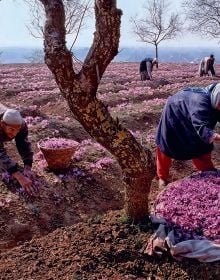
[
  {"xmin": 25, "ymin": 49, "xmax": 44, "ymax": 64},
  {"xmin": 38, "ymin": 0, "xmax": 155, "ymax": 222},
  {"xmin": 131, "ymin": 0, "xmax": 182, "ymax": 62},
  {"xmin": 182, "ymin": 0, "xmax": 220, "ymax": 40}
]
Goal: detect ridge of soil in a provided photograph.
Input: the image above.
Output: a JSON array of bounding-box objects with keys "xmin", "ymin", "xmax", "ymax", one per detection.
[{"xmin": 0, "ymin": 62, "xmax": 219, "ymax": 279}]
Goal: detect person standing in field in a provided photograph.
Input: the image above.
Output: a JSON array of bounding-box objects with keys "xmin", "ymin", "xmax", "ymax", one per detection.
[
  {"xmin": 155, "ymin": 83, "xmax": 220, "ymax": 187},
  {"xmin": 0, "ymin": 104, "xmax": 37, "ymax": 195},
  {"xmin": 198, "ymin": 54, "xmax": 216, "ymax": 77},
  {"xmin": 139, "ymin": 57, "xmax": 158, "ymax": 81}
]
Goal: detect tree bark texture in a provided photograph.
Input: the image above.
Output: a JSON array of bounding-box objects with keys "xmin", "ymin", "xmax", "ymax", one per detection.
[{"xmin": 39, "ymin": 0, "xmax": 156, "ymax": 222}]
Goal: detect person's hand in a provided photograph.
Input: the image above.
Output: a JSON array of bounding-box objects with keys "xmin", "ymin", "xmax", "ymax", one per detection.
[
  {"xmin": 24, "ymin": 165, "xmax": 31, "ymax": 172},
  {"xmin": 23, "ymin": 165, "xmax": 36, "ymax": 180},
  {"xmin": 12, "ymin": 171, "xmax": 37, "ymax": 196},
  {"xmin": 214, "ymin": 133, "xmax": 220, "ymax": 141},
  {"xmin": 24, "ymin": 166, "xmax": 40, "ymax": 195},
  {"xmin": 211, "ymin": 133, "xmax": 220, "ymax": 142}
]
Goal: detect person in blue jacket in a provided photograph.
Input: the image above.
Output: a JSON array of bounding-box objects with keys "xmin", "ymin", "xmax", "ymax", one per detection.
[{"xmin": 156, "ymin": 83, "xmax": 220, "ymax": 187}]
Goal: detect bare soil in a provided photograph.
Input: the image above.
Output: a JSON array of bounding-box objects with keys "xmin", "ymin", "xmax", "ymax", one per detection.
[{"xmin": 0, "ymin": 62, "xmax": 219, "ymax": 279}]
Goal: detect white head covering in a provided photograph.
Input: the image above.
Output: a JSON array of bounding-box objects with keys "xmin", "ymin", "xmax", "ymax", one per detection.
[
  {"xmin": 2, "ymin": 109, "xmax": 23, "ymax": 125},
  {"xmin": 211, "ymin": 83, "xmax": 220, "ymax": 109}
]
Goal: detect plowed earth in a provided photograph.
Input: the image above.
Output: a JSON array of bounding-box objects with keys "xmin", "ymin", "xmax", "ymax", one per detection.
[{"xmin": 0, "ymin": 62, "xmax": 219, "ymax": 279}]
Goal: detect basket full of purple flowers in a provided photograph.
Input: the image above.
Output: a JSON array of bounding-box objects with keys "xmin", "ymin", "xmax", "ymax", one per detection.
[{"xmin": 38, "ymin": 138, "xmax": 79, "ymax": 169}]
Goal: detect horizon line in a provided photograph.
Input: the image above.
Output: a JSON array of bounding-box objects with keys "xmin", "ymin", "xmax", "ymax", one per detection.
[{"xmin": 0, "ymin": 45, "xmax": 218, "ymax": 49}]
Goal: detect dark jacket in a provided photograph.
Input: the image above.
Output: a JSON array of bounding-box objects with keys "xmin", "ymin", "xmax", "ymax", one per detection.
[
  {"xmin": 0, "ymin": 110, "xmax": 33, "ymax": 174},
  {"xmin": 156, "ymin": 84, "xmax": 220, "ymax": 160},
  {"xmin": 139, "ymin": 58, "xmax": 154, "ymax": 72},
  {"xmin": 199, "ymin": 56, "xmax": 215, "ymax": 77}
]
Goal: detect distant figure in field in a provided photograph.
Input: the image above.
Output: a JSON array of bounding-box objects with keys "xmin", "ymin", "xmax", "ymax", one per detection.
[
  {"xmin": 198, "ymin": 54, "xmax": 216, "ymax": 77},
  {"xmin": 139, "ymin": 57, "xmax": 158, "ymax": 81}
]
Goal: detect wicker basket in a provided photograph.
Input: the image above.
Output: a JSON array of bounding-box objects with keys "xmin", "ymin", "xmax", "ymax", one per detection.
[{"xmin": 38, "ymin": 139, "xmax": 78, "ymax": 170}]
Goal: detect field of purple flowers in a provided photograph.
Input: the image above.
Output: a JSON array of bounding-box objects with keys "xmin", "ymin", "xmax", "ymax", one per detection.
[{"xmin": 0, "ymin": 62, "xmax": 219, "ymax": 279}]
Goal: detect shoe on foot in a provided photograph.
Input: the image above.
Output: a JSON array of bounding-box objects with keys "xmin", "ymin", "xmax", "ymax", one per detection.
[{"xmin": 158, "ymin": 178, "xmax": 168, "ymax": 187}]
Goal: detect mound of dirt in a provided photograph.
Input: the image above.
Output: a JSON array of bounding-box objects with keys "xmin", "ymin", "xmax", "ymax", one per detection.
[
  {"xmin": 0, "ymin": 211, "xmax": 219, "ymax": 280},
  {"xmin": 0, "ymin": 63, "xmax": 219, "ymax": 279}
]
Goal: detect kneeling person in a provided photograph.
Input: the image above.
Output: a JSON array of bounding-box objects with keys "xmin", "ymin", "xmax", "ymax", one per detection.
[{"xmin": 0, "ymin": 104, "xmax": 36, "ymax": 195}]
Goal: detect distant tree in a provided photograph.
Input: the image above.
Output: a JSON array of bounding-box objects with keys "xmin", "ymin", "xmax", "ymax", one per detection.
[
  {"xmin": 25, "ymin": 0, "xmax": 91, "ymax": 50},
  {"xmin": 38, "ymin": 0, "xmax": 155, "ymax": 222},
  {"xmin": 182, "ymin": 0, "xmax": 220, "ymax": 40},
  {"xmin": 131, "ymin": 0, "xmax": 182, "ymax": 61},
  {"xmin": 25, "ymin": 49, "xmax": 44, "ymax": 64}
]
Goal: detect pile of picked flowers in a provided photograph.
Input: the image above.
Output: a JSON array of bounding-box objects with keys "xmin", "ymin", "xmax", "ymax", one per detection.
[{"xmin": 154, "ymin": 171, "xmax": 219, "ymax": 242}]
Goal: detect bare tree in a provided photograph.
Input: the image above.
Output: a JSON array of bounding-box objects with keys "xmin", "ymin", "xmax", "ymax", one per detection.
[
  {"xmin": 25, "ymin": 49, "xmax": 44, "ymax": 64},
  {"xmin": 131, "ymin": 0, "xmax": 182, "ymax": 61},
  {"xmin": 182, "ymin": 0, "xmax": 220, "ymax": 39},
  {"xmin": 25, "ymin": 0, "xmax": 91, "ymax": 50},
  {"xmin": 38, "ymin": 0, "xmax": 155, "ymax": 222}
]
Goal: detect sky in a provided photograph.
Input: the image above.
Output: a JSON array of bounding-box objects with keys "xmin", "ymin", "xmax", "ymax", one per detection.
[{"xmin": 0, "ymin": 0, "xmax": 219, "ymax": 49}]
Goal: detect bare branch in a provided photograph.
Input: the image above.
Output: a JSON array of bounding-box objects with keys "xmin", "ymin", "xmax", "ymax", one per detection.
[
  {"xmin": 81, "ymin": 1, "xmax": 122, "ymax": 84},
  {"xmin": 25, "ymin": 0, "xmax": 91, "ymax": 46},
  {"xmin": 182, "ymin": 0, "xmax": 220, "ymax": 39},
  {"xmin": 69, "ymin": 0, "xmax": 92, "ymax": 51}
]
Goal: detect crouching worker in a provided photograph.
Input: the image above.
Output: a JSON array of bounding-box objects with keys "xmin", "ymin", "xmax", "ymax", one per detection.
[
  {"xmin": 140, "ymin": 57, "xmax": 158, "ymax": 81},
  {"xmin": 156, "ymin": 83, "xmax": 220, "ymax": 187},
  {"xmin": 0, "ymin": 104, "xmax": 37, "ymax": 195},
  {"xmin": 198, "ymin": 54, "xmax": 216, "ymax": 77}
]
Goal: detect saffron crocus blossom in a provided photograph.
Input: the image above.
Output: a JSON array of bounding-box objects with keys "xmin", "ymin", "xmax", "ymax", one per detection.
[
  {"xmin": 1, "ymin": 169, "xmax": 41, "ymax": 196},
  {"xmin": 39, "ymin": 138, "xmax": 78, "ymax": 149},
  {"xmin": 89, "ymin": 157, "xmax": 115, "ymax": 170}
]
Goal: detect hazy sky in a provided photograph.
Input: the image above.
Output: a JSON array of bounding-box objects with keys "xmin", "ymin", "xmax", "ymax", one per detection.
[{"xmin": 0, "ymin": 0, "xmax": 219, "ymax": 49}]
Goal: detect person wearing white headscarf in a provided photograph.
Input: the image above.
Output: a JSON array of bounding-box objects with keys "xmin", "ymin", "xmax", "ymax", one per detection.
[
  {"xmin": 156, "ymin": 83, "xmax": 220, "ymax": 187},
  {"xmin": 139, "ymin": 57, "xmax": 158, "ymax": 81},
  {"xmin": 198, "ymin": 54, "xmax": 216, "ymax": 77},
  {"xmin": 210, "ymin": 82, "xmax": 220, "ymax": 109},
  {"xmin": 0, "ymin": 104, "xmax": 36, "ymax": 195}
]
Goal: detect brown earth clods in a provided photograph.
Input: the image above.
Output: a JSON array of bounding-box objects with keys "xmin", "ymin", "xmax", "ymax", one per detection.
[{"xmin": 0, "ymin": 62, "xmax": 219, "ymax": 279}]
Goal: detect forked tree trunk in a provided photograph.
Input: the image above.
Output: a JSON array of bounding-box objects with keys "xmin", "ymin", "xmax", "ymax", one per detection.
[{"xmin": 39, "ymin": 0, "xmax": 155, "ymax": 222}]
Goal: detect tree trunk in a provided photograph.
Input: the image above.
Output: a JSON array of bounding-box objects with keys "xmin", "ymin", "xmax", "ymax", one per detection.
[
  {"xmin": 39, "ymin": 0, "xmax": 156, "ymax": 222},
  {"xmin": 155, "ymin": 44, "xmax": 159, "ymax": 68}
]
